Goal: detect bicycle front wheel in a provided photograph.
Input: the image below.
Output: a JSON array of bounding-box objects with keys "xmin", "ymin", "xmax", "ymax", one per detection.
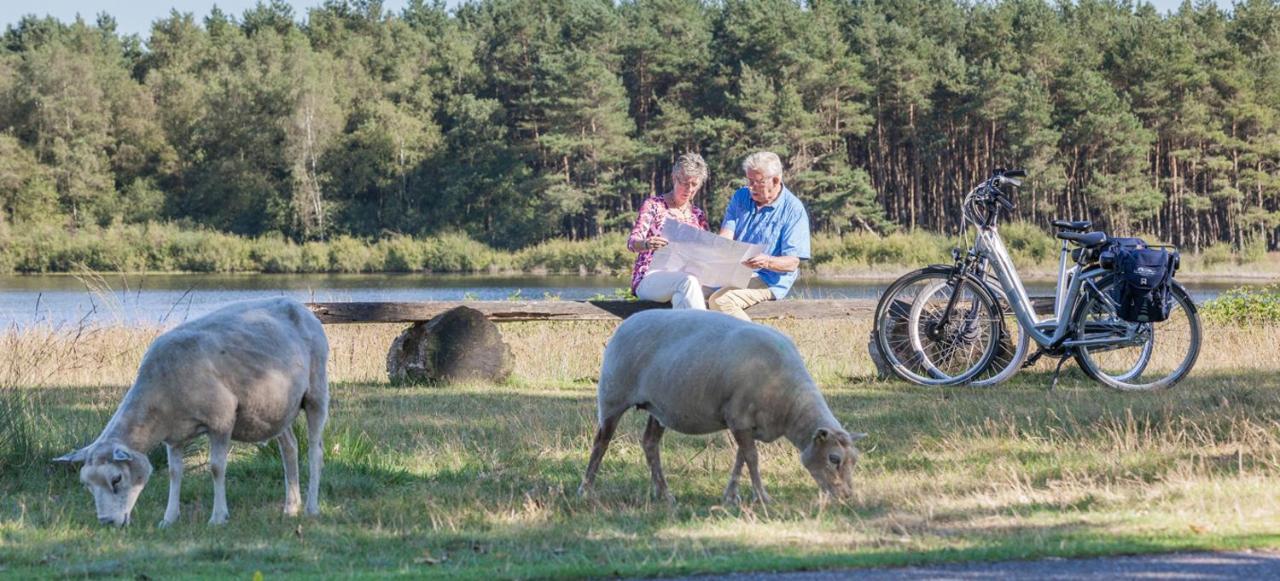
[
  {"xmin": 1072, "ymin": 278, "xmax": 1201, "ymax": 391},
  {"xmin": 873, "ymin": 267, "xmax": 1004, "ymax": 386}
]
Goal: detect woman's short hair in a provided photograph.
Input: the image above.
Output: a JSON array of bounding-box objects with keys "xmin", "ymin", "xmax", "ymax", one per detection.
[
  {"xmin": 672, "ymin": 153, "xmax": 708, "ymax": 183},
  {"xmin": 742, "ymin": 151, "xmax": 783, "ymax": 178}
]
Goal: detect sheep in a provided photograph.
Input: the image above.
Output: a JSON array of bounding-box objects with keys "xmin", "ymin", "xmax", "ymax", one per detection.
[
  {"xmin": 579, "ymin": 309, "xmax": 866, "ymax": 504},
  {"xmin": 53, "ymin": 297, "xmax": 329, "ymax": 527}
]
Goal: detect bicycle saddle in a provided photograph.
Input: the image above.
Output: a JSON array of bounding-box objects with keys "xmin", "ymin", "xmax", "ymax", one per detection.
[
  {"xmin": 1052, "ymin": 220, "xmax": 1093, "ymax": 232},
  {"xmin": 1055, "ymin": 231, "xmax": 1107, "ymax": 247}
]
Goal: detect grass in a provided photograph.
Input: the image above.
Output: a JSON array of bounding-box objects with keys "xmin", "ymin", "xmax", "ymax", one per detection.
[{"xmin": 2, "ymin": 317, "xmax": 1280, "ymax": 578}]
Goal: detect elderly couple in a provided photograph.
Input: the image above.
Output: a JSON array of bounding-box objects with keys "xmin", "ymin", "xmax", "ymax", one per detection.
[{"xmin": 627, "ymin": 151, "xmax": 810, "ymax": 321}]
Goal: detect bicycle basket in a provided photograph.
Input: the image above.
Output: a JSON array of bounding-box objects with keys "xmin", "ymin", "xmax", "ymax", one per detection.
[{"xmin": 1111, "ymin": 246, "xmax": 1178, "ymax": 323}]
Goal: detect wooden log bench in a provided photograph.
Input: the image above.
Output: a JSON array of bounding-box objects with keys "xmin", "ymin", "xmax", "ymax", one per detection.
[
  {"xmin": 305, "ymin": 297, "xmax": 1056, "ymax": 324},
  {"xmin": 305, "ymin": 299, "xmax": 879, "ymax": 324},
  {"xmin": 307, "ymin": 298, "xmax": 1056, "ymax": 382}
]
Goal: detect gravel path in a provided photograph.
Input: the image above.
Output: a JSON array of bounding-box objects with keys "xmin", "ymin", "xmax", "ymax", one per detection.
[{"xmin": 657, "ymin": 550, "xmax": 1280, "ymax": 580}]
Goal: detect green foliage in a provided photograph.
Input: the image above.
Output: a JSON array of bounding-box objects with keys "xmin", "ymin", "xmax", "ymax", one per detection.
[
  {"xmin": 811, "ymin": 231, "xmax": 954, "ymax": 270},
  {"xmin": 0, "ymin": 1, "xmax": 1276, "ymax": 255},
  {"xmin": 1201, "ymin": 285, "xmax": 1280, "ymax": 326},
  {"xmin": 512, "ymin": 233, "xmax": 632, "ymax": 274},
  {"xmin": 1000, "ymin": 221, "xmax": 1058, "ymax": 265}
]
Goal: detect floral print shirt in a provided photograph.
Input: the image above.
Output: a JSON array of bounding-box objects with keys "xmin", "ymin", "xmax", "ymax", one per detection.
[{"xmin": 627, "ymin": 195, "xmax": 709, "ymax": 293}]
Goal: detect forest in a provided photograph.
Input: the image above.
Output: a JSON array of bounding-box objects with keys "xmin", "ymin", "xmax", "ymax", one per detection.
[{"xmin": 1, "ymin": 0, "xmax": 1277, "ymax": 253}]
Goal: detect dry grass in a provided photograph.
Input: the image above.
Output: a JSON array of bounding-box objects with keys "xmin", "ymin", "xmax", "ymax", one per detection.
[{"xmin": 1, "ymin": 317, "xmax": 1279, "ymax": 578}]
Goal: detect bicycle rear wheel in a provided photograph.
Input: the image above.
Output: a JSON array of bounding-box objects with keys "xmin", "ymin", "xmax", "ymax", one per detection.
[
  {"xmin": 873, "ymin": 267, "xmax": 1004, "ymax": 386},
  {"xmin": 1072, "ymin": 278, "xmax": 1201, "ymax": 391}
]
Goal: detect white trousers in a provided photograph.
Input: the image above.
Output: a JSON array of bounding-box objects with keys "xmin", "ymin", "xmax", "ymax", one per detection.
[{"xmin": 636, "ymin": 270, "xmax": 708, "ymax": 310}]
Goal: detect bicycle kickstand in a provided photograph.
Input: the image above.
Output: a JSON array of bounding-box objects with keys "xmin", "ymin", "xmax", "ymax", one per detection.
[{"xmin": 1049, "ymin": 356, "xmax": 1071, "ymax": 391}]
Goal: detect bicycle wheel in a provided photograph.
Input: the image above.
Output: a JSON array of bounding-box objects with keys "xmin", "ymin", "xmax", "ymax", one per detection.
[
  {"xmin": 971, "ymin": 282, "xmax": 1031, "ymax": 387},
  {"xmin": 1072, "ymin": 278, "xmax": 1201, "ymax": 391},
  {"xmin": 873, "ymin": 267, "xmax": 1003, "ymax": 386}
]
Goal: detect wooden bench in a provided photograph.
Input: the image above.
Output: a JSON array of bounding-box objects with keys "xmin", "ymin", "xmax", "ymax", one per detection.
[
  {"xmin": 305, "ymin": 299, "xmax": 877, "ymax": 324},
  {"xmin": 305, "ymin": 297, "xmax": 1055, "ymax": 324}
]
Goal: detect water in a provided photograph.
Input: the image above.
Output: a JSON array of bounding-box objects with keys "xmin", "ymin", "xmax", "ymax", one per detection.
[{"xmin": 0, "ymin": 273, "xmax": 1258, "ymax": 327}]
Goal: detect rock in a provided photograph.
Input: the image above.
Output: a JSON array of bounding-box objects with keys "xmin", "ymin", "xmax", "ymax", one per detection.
[{"xmin": 386, "ymin": 306, "xmax": 513, "ymax": 384}]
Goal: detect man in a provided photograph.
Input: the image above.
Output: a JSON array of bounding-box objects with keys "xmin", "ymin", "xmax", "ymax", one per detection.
[{"xmin": 710, "ymin": 151, "xmax": 811, "ymax": 321}]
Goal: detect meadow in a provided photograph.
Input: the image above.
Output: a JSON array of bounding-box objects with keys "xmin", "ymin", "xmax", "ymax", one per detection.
[{"xmin": 1, "ymin": 315, "xmax": 1279, "ymax": 578}]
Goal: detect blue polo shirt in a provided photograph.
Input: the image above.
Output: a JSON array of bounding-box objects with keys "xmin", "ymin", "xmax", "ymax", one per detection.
[{"xmin": 720, "ymin": 185, "xmax": 811, "ymax": 299}]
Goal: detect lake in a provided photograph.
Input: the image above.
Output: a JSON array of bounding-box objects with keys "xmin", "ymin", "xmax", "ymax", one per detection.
[{"xmin": 0, "ymin": 273, "xmax": 1256, "ymax": 327}]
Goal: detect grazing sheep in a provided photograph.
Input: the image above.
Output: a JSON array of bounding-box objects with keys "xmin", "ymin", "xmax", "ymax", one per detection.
[
  {"xmin": 53, "ymin": 297, "xmax": 329, "ymax": 527},
  {"xmin": 579, "ymin": 309, "xmax": 866, "ymax": 504}
]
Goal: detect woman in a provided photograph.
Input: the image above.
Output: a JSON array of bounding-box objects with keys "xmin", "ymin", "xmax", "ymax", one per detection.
[{"xmin": 627, "ymin": 153, "xmax": 710, "ymax": 309}]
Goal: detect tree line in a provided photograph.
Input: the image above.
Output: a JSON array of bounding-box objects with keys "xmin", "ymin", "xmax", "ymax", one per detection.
[{"xmin": 1, "ymin": 0, "xmax": 1277, "ymax": 252}]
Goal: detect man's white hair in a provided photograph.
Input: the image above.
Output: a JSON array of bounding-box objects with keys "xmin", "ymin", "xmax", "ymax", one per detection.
[
  {"xmin": 672, "ymin": 153, "xmax": 708, "ymax": 182},
  {"xmin": 742, "ymin": 151, "xmax": 783, "ymax": 178}
]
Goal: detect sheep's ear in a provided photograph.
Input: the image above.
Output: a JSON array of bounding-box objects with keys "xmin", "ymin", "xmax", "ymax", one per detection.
[
  {"xmin": 53, "ymin": 447, "xmax": 90, "ymax": 464},
  {"xmin": 814, "ymin": 428, "xmax": 831, "ymax": 443},
  {"xmin": 112, "ymin": 447, "xmax": 132, "ymax": 462}
]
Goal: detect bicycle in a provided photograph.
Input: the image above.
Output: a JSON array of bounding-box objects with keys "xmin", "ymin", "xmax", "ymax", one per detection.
[{"xmin": 872, "ymin": 168, "xmax": 1201, "ymax": 390}]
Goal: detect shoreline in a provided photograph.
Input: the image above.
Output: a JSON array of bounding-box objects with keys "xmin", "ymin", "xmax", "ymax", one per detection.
[{"xmin": 0, "ymin": 269, "xmax": 1274, "ymax": 284}]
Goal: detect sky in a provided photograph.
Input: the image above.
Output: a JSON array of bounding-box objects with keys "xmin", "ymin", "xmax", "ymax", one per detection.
[{"xmin": 0, "ymin": 0, "xmax": 1237, "ymax": 40}]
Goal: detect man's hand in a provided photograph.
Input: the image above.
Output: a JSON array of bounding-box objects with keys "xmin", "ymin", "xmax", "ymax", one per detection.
[
  {"xmin": 743, "ymin": 254, "xmax": 772, "ymax": 270},
  {"xmin": 743, "ymin": 254, "xmax": 800, "ymax": 272}
]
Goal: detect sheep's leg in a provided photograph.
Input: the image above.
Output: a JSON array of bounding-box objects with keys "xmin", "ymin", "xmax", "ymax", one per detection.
[
  {"xmin": 722, "ymin": 431, "xmax": 749, "ymax": 506},
  {"xmin": 642, "ymin": 415, "xmax": 673, "ymax": 503},
  {"xmin": 160, "ymin": 443, "xmax": 183, "ymax": 527},
  {"xmin": 208, "ymin": 433, "xmax": 232, "ymax": 525},
  {"xmin": 579, "ymin": 410, "xmax": 624, "ymax": 497},
  {"xmin": 303, "ymin": 395, "xmax": 328, "ymax": 516},
  {"xmin": 734, "ymin": 431, "xmax": 771, "ymax": 504},
  {"xmin": 278, "ymin": 428, "xmax": 302, "ymax": 516}
]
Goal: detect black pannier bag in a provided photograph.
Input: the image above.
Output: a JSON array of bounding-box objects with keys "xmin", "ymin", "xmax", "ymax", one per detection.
[{"xmin": 1108, "ymin": 240, "xmax": 1178, "ymax": 323}]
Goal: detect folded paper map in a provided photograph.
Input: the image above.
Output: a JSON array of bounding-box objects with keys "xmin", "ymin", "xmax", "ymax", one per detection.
[{"xmin": 648, "ymin": 219, "xmax": 765, "ymax": 289}]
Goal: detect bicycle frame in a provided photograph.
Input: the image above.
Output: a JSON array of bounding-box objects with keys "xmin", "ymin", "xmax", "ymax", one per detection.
[{"xmin": 972, "ymin": 226, "xmax": 1141, "ymax": 350}]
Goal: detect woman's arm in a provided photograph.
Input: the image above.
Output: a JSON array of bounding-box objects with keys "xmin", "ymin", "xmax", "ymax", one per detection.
[{"xmin": 627, "ymin": 198, "xmax": 657, "ymax": 253}]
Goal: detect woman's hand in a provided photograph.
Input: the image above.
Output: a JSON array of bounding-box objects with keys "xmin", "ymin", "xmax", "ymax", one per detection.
[{"xmin": 646, "ymin": 236, "xmax": 669, "ymax": 251}]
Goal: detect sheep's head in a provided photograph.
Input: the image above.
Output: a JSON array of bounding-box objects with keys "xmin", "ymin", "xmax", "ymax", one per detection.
[
  {"xmin": 53, "ymin": 441, "xmax": 153, "ymax": 527},
  {"xmin": 800, "ymin": 428, "xmax": 865, "ymax": 499}
]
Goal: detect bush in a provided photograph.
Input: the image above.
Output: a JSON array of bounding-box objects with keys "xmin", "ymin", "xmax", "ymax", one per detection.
[
  {"xmin": 1197, "ymin": 244, "xmax": 1235, "ymax": 269},
  {"xmin": 328, "ymin": 236, "xmax": 376, "ymax": 273},
  {"xmin": 300, "ymin": 242, "xmax": 330, "ymax": 273},
  {"xmin": 422, "ymin": 232, "xmax": 507, "ymax": 272},
  {"xmin": 1201, "ymin": 285, "xmax": 1280, "ymax": 326},
  {"xmin": 1000, "ymin": 221, "xmax": 1057, "ymax": 267},
  {"xmin": 379, "ymin": 236, "xmax": 425, "ymax": 272},
  {"xmin": 253, "ymin": 236, "xmax": 303, "ymax": 273},
  {"xmin": 515, "ymin": 233, "xmax": 631, "ymax": 274}
]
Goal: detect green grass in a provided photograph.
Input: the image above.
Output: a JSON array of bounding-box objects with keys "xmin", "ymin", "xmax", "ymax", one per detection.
[{"xmin": 2, "ymin": 321, "xmax": 1280, "ymax": 578}]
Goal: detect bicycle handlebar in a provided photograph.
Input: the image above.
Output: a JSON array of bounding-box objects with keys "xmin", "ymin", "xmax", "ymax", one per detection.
[{"xmin": 963, "ymin": 168, "xmax": 1028, "ymax": 226}]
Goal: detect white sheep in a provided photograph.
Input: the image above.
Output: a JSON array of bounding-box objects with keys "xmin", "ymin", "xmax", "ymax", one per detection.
[
  {"xmin": 579, "ymin": 309, "xmax": 866, "ymax": 504},
  {"xmin": 53, "ymin": 297, "xmax": 329, "ymax": 526}
]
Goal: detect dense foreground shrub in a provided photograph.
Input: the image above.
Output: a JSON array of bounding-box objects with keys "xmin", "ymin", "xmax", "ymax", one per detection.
[{"xmin": 1201, "ymin": 285, "xmax": 1280, "ymax": 326}]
